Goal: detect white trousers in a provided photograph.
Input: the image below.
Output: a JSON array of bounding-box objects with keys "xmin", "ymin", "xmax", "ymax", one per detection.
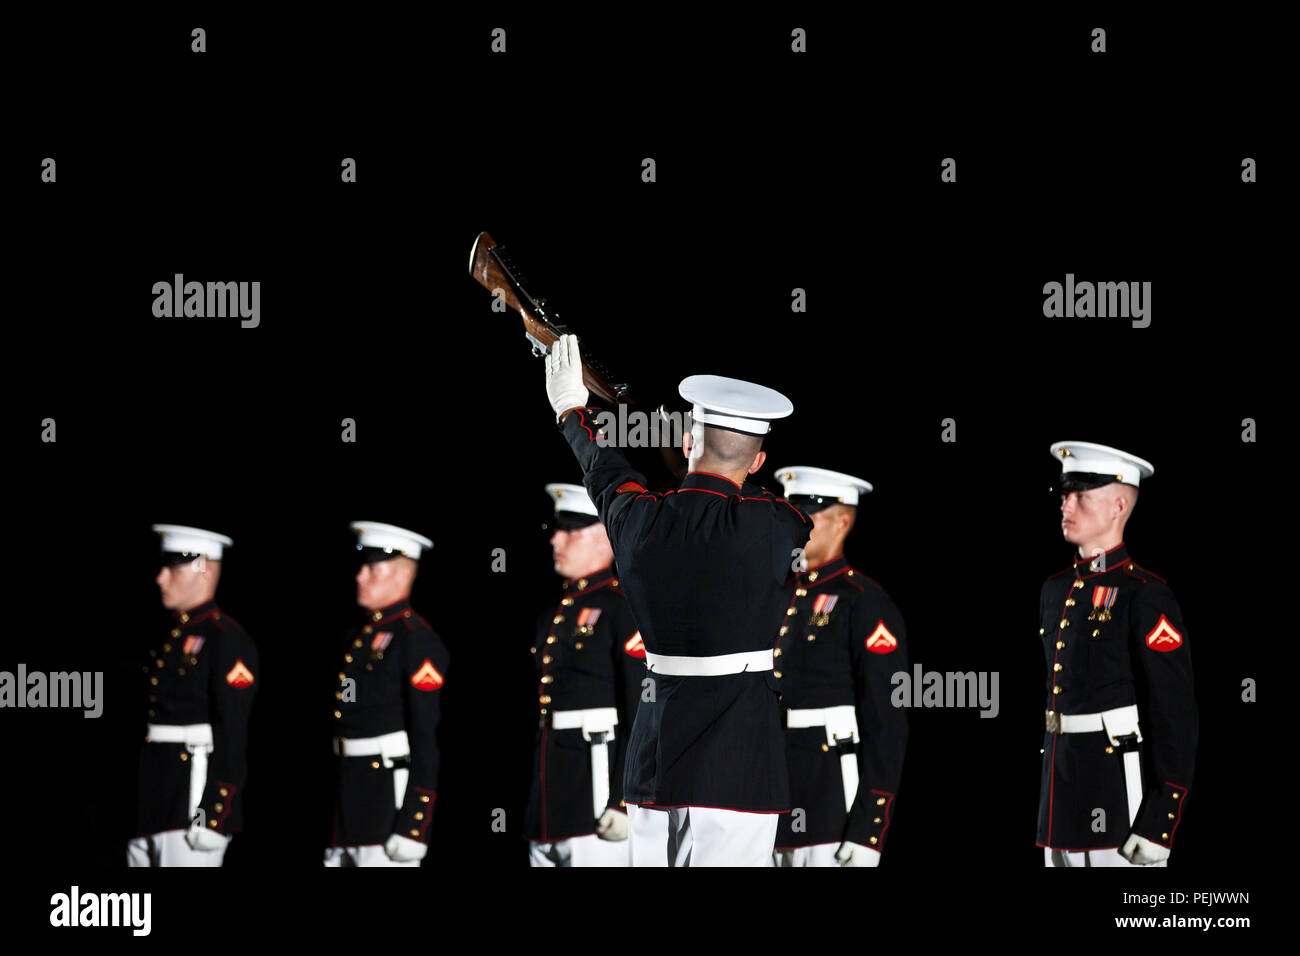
[
  {"xmin": 127, "ymin": 829, "xmax": 228, "ymax": 868},
  {"xmin": 323, "ymin": 845, "xmax": 420, "ymax": 867},
  {"xmin": 628, "ymin": 804, "xmax": 778, "ymax": 867},
  {"xmin": 1044, "ymin": 846, "xmax": 1167, "ymax": 868},
  {"xmin": 528, "ymin": 834, "xmax": 630, "ymax": 867},
  {"xmin": 773, "ymin": 842, "xmax": 840, "ymax": 867}
]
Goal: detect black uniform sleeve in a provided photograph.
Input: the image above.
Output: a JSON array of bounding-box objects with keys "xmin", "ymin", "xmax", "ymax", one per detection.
[
  {"xmin": 843, "ymin": 587, "xmax": 909, "ymax": 851},
  {"xmin": 397, "ymin": 623, "xmax": 450, "ymax": 844},
  {"xmin": 1128, "ymin": 580, "xmax": 1196, "ymax": 849},
  {"xmin": 607, "ymin": 597, "xmax": 645, "ymax": 813},
  {"xmin": 199, "ymin": 625, "xmax": 258, "ymax": 834},
  {"xmin": 560, "ymin": 406, "xmax": 652, "ymax": 548}
]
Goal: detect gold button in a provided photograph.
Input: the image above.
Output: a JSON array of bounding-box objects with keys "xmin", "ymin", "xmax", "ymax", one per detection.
[
  {"xmin": 541, "ymin": 675, "xmax": 553, "ymax": 684},
  {"xmin": 542, "ymin": 655, "xmax": 552, "ymax": 664},
  {"xmin": 1040, "ymin": 748, "xmax": 1045, "ymax": 754},
  {"xmin": 177, "ymin": 667, "xmax": 186, "ymax": 676},
  {"xmin": 876, "ymin": 797, "xmax": 886, "ymax": 806},
  {"xmin": 1053, "ymin": 686, "xmax": 1062, "ymax": 694},
  {"xmin": 1128, "ymin": 564, "xmax": 1134, "ymax": 570},
  {"xmin": 220, "ymin": 788, "xmax": 229, "ymax": 797},
  {"xmin": 786, "ymin": 607, "xmax": 797, "ymax": 616},
  {"xmin": 577, "ymin": 579, "xmax": 588, "ymax": 589},
  {"xmin": 335, "ymin": 691, "xmax": 343, "ymax": 700},
  {"xmin": 1039, "ymin": 628, "xmax": 1045, "ymax": 635},
  {"xmin": 150, "ymin": 677, "xmax": 158, "ymax": 685},
  {"xmin": 561, "ymin": 597, "xmax": 574, "ymax": 606},
  {"xmin": 773, "ymin": 670, "xmax": 782, "ymax": 678},
  {"xmin": 156, "ymin": 659, "xmax": 165, "ymax": 668},
  {"xmin": 420, "ymin": 795, "xmax": 431, "ymax": 803},
  {"xmin": 846, "ymin": 570, "xmax": 853, "ymax": 576},
  {"xmin": 1053, "ymin": 663, "xmax": 1062, "ymax": 672},
  {"xmin": 1161, "ymin": 832, "xmax": 1169, "ymax": 840},
  {"xmin": 1056, "ymin": 641, "xmax": 1066, "ymax": 650},
  {"xmin": 774, "ymin": 649, "xmax": 782, "ymax": 657},
  {"xmin": 539, "ymin": 695, "xmax": 551, "ymax": 704},
  {"xmin": 1167, "ymin": 812, "xmax": 1175, "ymax": 819},
  {"xmin": 873, "ymin": 817, "xmax": 881, "ymax": 824},
  {"xmin": 553, "ymin": 615, "xmax": 564, "ymax": 624},
  {"xmin": 795, "ymin": 588, "xmax": 807, "ymax": 597},
  {"xmin": 575, "ymin": 642, "xmax": 584, "ymax": 649},
  {"xmin": 362, "ymin": 625, "xmax": 373, "ymax": 634},
  {"xmin": 180, "ymin": 753, "xmax": 188, "ymax": 762},
  {"xmin": 1172, "ymin": 792, "xmax": 1180, "ymax": 799},
  {"xmin": 807, "ymin": 634, "xmax": 816, "ymax": 642},
  {"xmin": 163, "ymin": 643, "xmax": 172, "ymax": 652},
  {"xmin": 354, "ymin": 638, "xmax": 363, "ymax": 648},
  {"xmin": 1073, "ymin": 580, "xmax": 1085, "ymax": 589},
  {"xmin": 868, "ymin": 836, "xmax": 878, "ymax": 845},
  {"xmin": 371, "ymin": 761, "xmax": 380, "ymax": 769},
  {"xmin": 1059, "ymin": 619, "xmax": 1070, "ymax": 629},
  {"xmin": 410, "ymin": 829, "xmax": 420, "ymax": 837},
  {"xmin": 365, "ymin": 663, "xmax": 373, "ymax": 671},
  {"xmin": 530, "ymin": 647, "xmax": 537, "ymax": 654},
  {"xmin": 779, "ymin": 626, "xmax": 788, "ymax": 636},
  {"xmin": 546, "ymin": 636, "xmax": 557, "ymax": 644},
  {"xmin": 372, "ymin": 611, "xmax": 382, "ymax": 622},
  {"xmin": 404, "ymin": 610, "xmax": 412, "ymax": 619},
  {"xmin": 344, "ymin": 654, "xmax": 353, "ymax": 663},
  {"xmin": 1065, "ymin": 598, "xmax": 1075, "ymax": 607},
  {"xmin": 179, "ymin": 613, "xmax": 190, "ymax": 623},
  {"xmin": 1092, "ymin": 629, "xmax": 1100, "ymax": 637},
  {"xmin": 1105, "ymin": 746, "xmax": 1114, "ymax": 754},
  {"xmin": 334, "ymin": 710, "xmax": 342, "ymax": 718},
  {"xmin": 214, "ymin": 802, "xmax": 224, "ymax": 812},
  {"xmin": 338, "ymin": 672, "xmax": 346, "ymax": 680},
  {"xmin": 170, "ymin": 628, "xmax": 181, "ymax": 638},
  {"xmin": 807, "ymin": 571, "xmax": 819, "ymax": 582},
  {"xmin": 414, "ymin": 812, "xmax": 424, "ymax": 820},
  {"xmin": 821, "ymin": 743, "xmax": 829, "ymax": 752}
]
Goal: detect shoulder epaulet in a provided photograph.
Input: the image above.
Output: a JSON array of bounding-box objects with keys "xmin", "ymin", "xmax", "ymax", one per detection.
[
  {"xmin": 843, "ymin": 566, "xmax": 872, "ymax": 591},
  {"xmin": 210, "ymin": 610, "xmax": 245, "ymax": 634},
  {"xmin": 1124, "ymin": 562, "xmax": 1166, "ymax": 585}
]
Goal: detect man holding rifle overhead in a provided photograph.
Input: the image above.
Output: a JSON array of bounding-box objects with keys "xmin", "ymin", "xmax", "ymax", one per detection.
[{"xmin": 544, "ymin": 334, "xmax": 812, "ymax": 866}]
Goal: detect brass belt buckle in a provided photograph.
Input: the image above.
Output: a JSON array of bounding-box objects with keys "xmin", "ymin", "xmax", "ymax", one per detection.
[{"xmin": 1045, "ymin": 710, "xmax": 1061, "ymax": 735}]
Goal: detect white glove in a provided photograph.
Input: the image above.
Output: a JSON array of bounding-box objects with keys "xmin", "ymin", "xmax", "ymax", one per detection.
[
  {"xmin": 185, "ymin": 821, "xmax": 232, "ymax": 851},
  {"xmin": 835, "ymin": 841, "xmax": 881, "ymax": 867},
  {"xmin": 545, "ymin": 333, "xmax": 589, "ymax": 422},
  {"xmin": 1120, "ymin": 832, "xmax": 1170, "ymax": 864},
  {"xmin": 384, "ymin": 833, "xmax": 428, "ymax": 862},
  {"xmin": 595, "ymin": 808, "xmax": 628, "ymax": 841}
]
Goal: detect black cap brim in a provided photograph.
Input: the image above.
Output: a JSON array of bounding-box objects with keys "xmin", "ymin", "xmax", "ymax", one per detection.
[
  {"xmin": 551, "ymin": 512, "xmax": 601, "ymax": 532},
  {"xmin": 1052, "ymin": 472, "xmax": 1121, "ymax": 494}
]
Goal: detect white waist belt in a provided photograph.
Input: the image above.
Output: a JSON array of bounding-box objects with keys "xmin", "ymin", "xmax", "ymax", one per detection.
[
  {"xmin": 146, "ymin": 723, "xmax": 213, "ymax": 823},
  {"xmin": 334, "ymin": 731, "xmax": 411, "ymax": 811},
  {"xmin": 146, "ymin": 722, "xmax": 214, "ymax": 747},
  {"xmin": 551, "ymin": 708, "xmax": 619, "ymax": 820},
  {"xmin": 787, "ymin": 706, "xmax": 860, "ymax": 812},
  {"xmin": 333, "ymin": 729, "xmax": 410, "ymax": 758},
  {"xmin": 1058, "ymin": 704, "xmax": 1142, "ymax": 742},
  {"xmin": 644, "ymin": 649, "xmax": 773, "ymax": 676}
]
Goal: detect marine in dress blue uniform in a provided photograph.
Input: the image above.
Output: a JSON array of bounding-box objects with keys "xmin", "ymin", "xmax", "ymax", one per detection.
[
  {"xmin": 545, "ymin": 335, "xmax": 812, "ymax": 866},
  {"xmin": 1038, "ymin": 442, "xmax": 1196, "ymax": 867},
  {"xmin": 525, "ymin": 483, "xmax": 644, "ymax": 866},
  {"xmin": 324, "ymin": 522, "xmax": 450, "ymax": 867},
  {"xmin": 128, "ymin": 525, "xmax": 258, "ymax": 867},
  {"xmin": 770, "ymin": 466, "xmax": 909, "ymax": 867}
]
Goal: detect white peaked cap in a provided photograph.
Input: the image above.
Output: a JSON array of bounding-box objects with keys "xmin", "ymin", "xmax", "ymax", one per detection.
[
  {"xmin": 351, "ymin": 521, "xmax": 434, "ymax": 559},
  {"xmin": 678, "ymin": 374, "xmax": 794, "ymax": 436},
  {"xmin": 1050, "ymin": 441, "xmax": 1155, "ymax": 487},
  {"xmin": 774, "ymin": 465, "xmax": 874, "ymax": 506},
  {"xmin": 545, "ymin": 483, "xmax": 598, "ymax": 516},
  {"xmin": 152, "ymin": 524, "xmax": 233, "ymax": 559}
]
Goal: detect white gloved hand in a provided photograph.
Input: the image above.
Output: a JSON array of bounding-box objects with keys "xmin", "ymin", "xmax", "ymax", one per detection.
[
  {"xmin": 1120, "ymin": 832, "xmax": 1170, "ymax": 864},
  {"xmin": 185, "ymin": 822, "xmax": 232, "ymax": 851},
  {"xmin": 835, "ymin": 841, "xmax": 881, "ymax": 867},
  {"xmin": 595, "ymin": 807, "xmax": 628, "ymax": 841},
  {"xmin": 384, "ymin": 833, "xmax": 428, "ymax": 862},
  {"xmin": 545, "ymin": 333, "xmax": 589, "ymax": 422}
]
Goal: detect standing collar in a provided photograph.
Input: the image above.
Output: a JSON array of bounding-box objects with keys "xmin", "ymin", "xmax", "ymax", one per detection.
[
  {"xmin": 680, "ymin": 471, "xmax": 744, "ymax": 494},
  {"xmin": 563, "ymin": 564, "xmax": 616, "ymax": 595},
  {"xmin": 364, "ymin": 598, "xmax": 414, "ymax": 625},
  {"xmin": 1070, "ymin": 540, "xmax": 1130, "ymax": 577},
  {"xmin": 790, "ymin": 554, "xmax": 850, "ymax": 587},
  {"xmin": 172, "ymin": 599, "xmax": 219, "ymax": 625}
]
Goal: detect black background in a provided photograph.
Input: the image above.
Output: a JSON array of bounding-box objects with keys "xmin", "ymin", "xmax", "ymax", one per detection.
[{"xmin": 3, "ymin": 7, "xmax": 1277, "ymax": 941}]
